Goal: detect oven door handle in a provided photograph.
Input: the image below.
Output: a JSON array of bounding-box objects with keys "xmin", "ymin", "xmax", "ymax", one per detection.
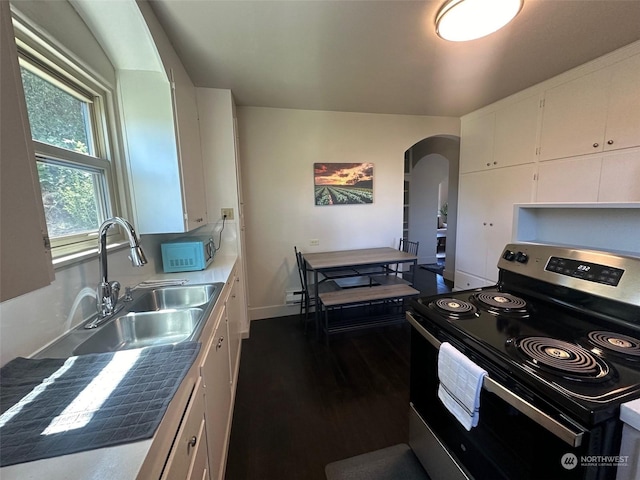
[{"xmin": 407, "ymin": 312, "xmax": 585, "ymax": 448}]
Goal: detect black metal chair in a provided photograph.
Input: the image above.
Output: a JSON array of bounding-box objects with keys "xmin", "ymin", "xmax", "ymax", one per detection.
[
  {"xmin": 395, "ymin": 238, "xmax": 419, "ymax": 283},
  {"xmin": 294, "ymin": 246, "xmax": 310, "ymax": 329},
  {"xmin": 399, "ymin": 238, "xmax": 419, "ymax": 255},
  {"xmin": 294, "ymin": 246, "xmax": 339, "ymax": 334}
]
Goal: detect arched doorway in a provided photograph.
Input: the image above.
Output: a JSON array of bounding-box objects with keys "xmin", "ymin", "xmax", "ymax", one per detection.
[{"xmin": 404, "ymin": 135, "xmax": 460, "ymax": 282}]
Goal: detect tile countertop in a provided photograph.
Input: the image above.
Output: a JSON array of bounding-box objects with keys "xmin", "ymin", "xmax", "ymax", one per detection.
[
  {"xmin": 621, "ymin": 398, "xmax": 640, "ymax": 431},
  {"xmin": 0, "ymin": 253, "xmax": 237, "ymax": 480}
]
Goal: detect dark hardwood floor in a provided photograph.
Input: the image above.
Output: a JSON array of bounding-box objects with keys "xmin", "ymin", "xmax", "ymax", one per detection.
[{"xmin": 224, "ymin": 267, "xmax": 450, "ymax": 480}]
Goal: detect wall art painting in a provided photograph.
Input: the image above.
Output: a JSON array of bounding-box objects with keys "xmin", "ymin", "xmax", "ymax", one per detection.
[{"xmin": 314, "ymin": 163, "xmax": 374, "ymax": 206}]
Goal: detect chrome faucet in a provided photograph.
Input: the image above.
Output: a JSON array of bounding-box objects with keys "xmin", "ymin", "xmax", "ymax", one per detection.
[{"xmin": 86, "ymin": 217, "xmax": 147, "ymax": 329}]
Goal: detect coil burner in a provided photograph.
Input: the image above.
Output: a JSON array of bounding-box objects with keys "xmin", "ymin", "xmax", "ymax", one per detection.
[
  {"xmin": 509, "ymin": 336, "xmax": 612, "ymax": 382},
  {"xmin": 429, "ymin": 298, "xmax": 478, "ymax": 319},
  {"xmin": 471, "ymin": 291, "xmax": 528, "ymax": 317},
  {"xmin": 587, "ymin": 331, "xmax": 640, "ymax": 359}
]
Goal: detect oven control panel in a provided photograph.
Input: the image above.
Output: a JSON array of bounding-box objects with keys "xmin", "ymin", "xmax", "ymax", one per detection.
[
  {"xmin": 498, "ymin": 243, "xmax": 640, "ymax": 307},
  {"xmin": 545, "ymin": 257, "xmax": 624, "ymax": 286}
]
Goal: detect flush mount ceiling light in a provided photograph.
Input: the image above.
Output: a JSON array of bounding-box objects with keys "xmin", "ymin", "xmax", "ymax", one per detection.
[{"xmin": 436, "ymin": 0, "xmax": 523, "ymax": 42}]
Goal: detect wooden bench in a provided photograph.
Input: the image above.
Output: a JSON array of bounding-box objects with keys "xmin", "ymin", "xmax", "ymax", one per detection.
[
  {"xmin": 318, "ymin": 283, "xmax": 420, "ymax": 342},
  {"xmin": 319, "ymin": 283, "xmax": 419, "ymax": 307}
]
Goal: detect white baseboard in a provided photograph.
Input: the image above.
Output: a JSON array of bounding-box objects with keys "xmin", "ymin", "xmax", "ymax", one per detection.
[{"xmin": 249, "ymin": 303, "xmax": 303, "ymax": 320}]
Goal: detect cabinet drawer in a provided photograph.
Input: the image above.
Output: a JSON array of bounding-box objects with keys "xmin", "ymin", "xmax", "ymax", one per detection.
[
  {"xmin": 162, "ymin": 376, "xmax": 206, "ymax": 480},
  {"xmin": 454, "ymin": 271, "xmax": 494, "ymax": 291}
]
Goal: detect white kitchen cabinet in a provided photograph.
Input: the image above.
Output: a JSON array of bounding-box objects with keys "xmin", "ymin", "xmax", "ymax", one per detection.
[
  {"xmin": 454, "ymin": 271, "xmax": 494, "ymax": 290},
  {"xmin": 459, "ymin": 112, "xmax": 495, "ymax": 174},
  {"xmin": 618, "ymin": 401, "xmax": 640, "ymax": 480},
  {"xmin": 119, "ymin": 75, "xmax": 207, "ymax": 234},
  {"xmin": 161, "ymin": 377, "xmax": 210, "ymax": 480},
  {"xmin": 187, "ymin": 420, "xmax": 210, "ymax": 480},
  {"xmin": 602, "ymin": 54, "xmax": 640, "ymax": 152},
  {"xmin": 617, "ymin": 423, "xmax": 640, "ymax": 480},
  {"xmin": 455, "ymin": 164, "xmax": 535, "ymax": 284},
  {"xmin": 0, "ymin": 2, "xmax": 54, "ymax": 302},
  {"xmin": 169, "ymin": 67, "xmax": 208, "ymax": 231},
  {"xmin": 536, "ymin": 149, "xmax": 640, "ymax": 203},
  {"xmin": 538, "ymin": 68, "xmax": 609, "ymax": 161},
  {"xmin": 122, "ymin": 2, "xmax": 207, "ymax": 234},
  {"xmin": 460, "ymin": 95, "xmax": 539, "ymax": 174},
  {"xmin": 539, "ymin": 54, "xmax": 640, "ymax": 161},
  {"xmin": 200, "ymin": 304, "xmax": 232, "ymax": 480},
  {"xmin": 536, "ymin": 157, "xmax": 602, "ymax": 202},
  {"xmin": 226, "ymin": 269, "xmax": 242, "ymax": 384},
  {"xmin": 599, "ymin": 150, "xmax": 640, "ymax": 201},
  {"xmin": 493, "ymin": 95, "xmax": 540, "ymax": 168}
]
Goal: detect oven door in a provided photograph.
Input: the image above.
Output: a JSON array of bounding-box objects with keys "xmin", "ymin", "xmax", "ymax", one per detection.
[{"xmin": 407, "ymin": 312, "xmax": 622, "ymax": 480}]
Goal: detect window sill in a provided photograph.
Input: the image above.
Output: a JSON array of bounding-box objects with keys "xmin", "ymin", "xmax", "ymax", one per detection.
[{"xmin": 52, "ymin": 241, "xmax": 129, "ymax": 270}]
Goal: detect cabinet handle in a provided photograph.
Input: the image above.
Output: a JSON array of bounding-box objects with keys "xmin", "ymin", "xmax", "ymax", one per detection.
[
  {"xmin": 486, "ymin": 163, "xmax": 491, "ymax": 167},
  {"xmin": 593, "ymin": 143, "xmax": 599, "ymax": 148},
  {"xmin": 216, "ymin": 336, "xmax": 225, "ymax": 350},
  {"xmin": 607, "ymin": 140, "xmax": 614, "ymax": 145},
  {"xmin": 189, "ymin": 436, "xmax": 197, "ymax": 448},
  {"xmin": 489, "ymin": 223, "xmax": 493, "ymax": 226},
  {"xmin": 483, "ymin": 222, "xmax": 487, "ymax": 226},
  {"xmin": 493, "ymin": 161, "xmax": 497, "ymax": 165}
]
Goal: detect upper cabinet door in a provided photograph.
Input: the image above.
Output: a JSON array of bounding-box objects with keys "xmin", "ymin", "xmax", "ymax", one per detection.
[
  {"xmin": 170, "ymin": 68, "xmax": 207, "ymax": 231},
  {"xmin": 459, "ymin": 113, "xmax": 495, "ymax": 174},
  {"xmin": 539, "ymin": 68, "xmax": 610, "ymax": 161},
  {"xmin": 535, "ymin": 157, "xmax": 602, "ymax": 203},
  {"xmin": 603, "ymin": 54, "xmax": 640, "ymax": 152},
  {"xmin": 493, "ymin": 95, "xmax": 540, "ymax": 168},
  {"xmin": 1, "ymin": 3, "xmax": 54, "ymax": 301}
]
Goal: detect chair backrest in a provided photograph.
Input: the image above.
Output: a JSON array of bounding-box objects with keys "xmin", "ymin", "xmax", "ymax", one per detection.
[
  {"xmin": 294, "ymin": 246, "xmax": 308, "ymax": 291},
  {"xmin": 399, "ymin": 238, "xmax": 419, "ymax": 256}
]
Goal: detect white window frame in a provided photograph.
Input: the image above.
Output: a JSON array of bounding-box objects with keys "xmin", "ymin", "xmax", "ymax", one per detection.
[{"xmin": 12, "ymin": 14, "xmax": 126, "ymax": 262}]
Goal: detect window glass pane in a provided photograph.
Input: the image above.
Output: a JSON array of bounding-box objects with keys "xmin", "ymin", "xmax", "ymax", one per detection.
[
  {"xmin": 37, "ymin": 161, "xmax": 103, "ymax": 238},
  {"xmin": 20, "ymin": 66, "xmax": 94, "ymax": 156}
]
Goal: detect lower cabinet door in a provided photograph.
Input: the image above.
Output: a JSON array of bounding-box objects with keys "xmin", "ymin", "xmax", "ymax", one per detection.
[
  {"xmin": 201, "ymin": 309, "xmax": 232, "ymax": 480},
  {"xmin": 186, "ymin": 418, "xmax": 210, "ymax": 480},
  {"xmin": 162, "ymin": 377, "xmax": 207, "ymax": 480}
]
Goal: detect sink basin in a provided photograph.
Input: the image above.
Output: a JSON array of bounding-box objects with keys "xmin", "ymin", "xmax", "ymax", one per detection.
[
  {"xmin": 73, "ymin": 308, "xmax": 204, "ymax": 355},
  {"xmin": 128, "ymin": 284, "xmax": 220, "ymax": 312},
  {"xmin": 34, "ymin": 282, "xmax": 223, "ymax": 359}
]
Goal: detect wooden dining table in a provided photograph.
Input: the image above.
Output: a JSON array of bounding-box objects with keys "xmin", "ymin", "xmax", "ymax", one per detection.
[{"xmin": 302, "ymin": 247, "xmax": 419, "ymax": 330}]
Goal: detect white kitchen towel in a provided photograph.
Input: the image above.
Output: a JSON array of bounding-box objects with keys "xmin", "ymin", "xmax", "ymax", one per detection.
[{"xmin": 437, "ymin": 342, "xmax": 487, "ymax": 431}]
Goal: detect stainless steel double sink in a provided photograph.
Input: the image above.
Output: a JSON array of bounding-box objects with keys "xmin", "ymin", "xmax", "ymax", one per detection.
[{"xmin": 37, "ymin": 283, "xmax": 224, "ymax": 358}]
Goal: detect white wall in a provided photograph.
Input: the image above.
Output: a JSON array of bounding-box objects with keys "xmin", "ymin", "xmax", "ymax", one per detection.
[
  {"xmin": 410, "ymin": 153, "xmax": 449, "ymax": 265},
  {"xmin": 0, "ymin": 236, "xmax": 170, "ymax": 366},
  {"xmin": 11, "ymin": 0, "xmax": 115, "ymax": 86},
  {"xmin": 237, "ymin": 107, "xmax": 459, "ymax": 320}
]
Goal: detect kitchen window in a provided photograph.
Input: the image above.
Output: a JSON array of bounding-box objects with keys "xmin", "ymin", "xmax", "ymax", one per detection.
[{"xmin": 13, "ymin": 19, "xmax": 121, "ymax": 259}]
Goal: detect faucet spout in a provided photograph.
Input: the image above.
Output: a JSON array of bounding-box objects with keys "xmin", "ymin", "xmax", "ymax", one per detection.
[{"xmin": 90, "ymin": 217, "xmax": 147, "ymax": 326}]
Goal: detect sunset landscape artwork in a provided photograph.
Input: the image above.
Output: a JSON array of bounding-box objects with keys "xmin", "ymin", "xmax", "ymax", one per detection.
[{"xmin": 314, "ymin": 163, "xmax": 374, "ymax": 206}]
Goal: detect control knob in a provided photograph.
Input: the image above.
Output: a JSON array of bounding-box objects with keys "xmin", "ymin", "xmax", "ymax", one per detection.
[
  {"xmin": 502, "ymin": 250, "xmax": 516, "ymax": 261},
  {"xmin": 515, "ymin": 252, "xmax": 529, "ymax": 264}
]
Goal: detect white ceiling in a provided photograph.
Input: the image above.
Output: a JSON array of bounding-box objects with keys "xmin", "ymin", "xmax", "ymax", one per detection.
[{"xmin": 149, "ymin": 0, "xmax": 640, "ymax": 117}]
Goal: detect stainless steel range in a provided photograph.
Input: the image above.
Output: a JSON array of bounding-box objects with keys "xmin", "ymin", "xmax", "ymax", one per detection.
[{"xmin": 407, "ymin": 243, "xmax": 640, "ymax": 480}]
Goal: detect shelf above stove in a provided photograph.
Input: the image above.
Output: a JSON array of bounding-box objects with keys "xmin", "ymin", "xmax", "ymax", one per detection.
[{"xmin": 513, "ymin": 202, "xmax": 640, "ymax": 257}]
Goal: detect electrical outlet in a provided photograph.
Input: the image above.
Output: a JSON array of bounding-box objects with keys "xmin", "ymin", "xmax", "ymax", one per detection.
[
  {"xmin": 221, "ymin": 208, "xmax": 234, "ymax": 220},
  {"xmin": 309, "ymin": 239, "xmax": 320, "ymax": 246}
]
